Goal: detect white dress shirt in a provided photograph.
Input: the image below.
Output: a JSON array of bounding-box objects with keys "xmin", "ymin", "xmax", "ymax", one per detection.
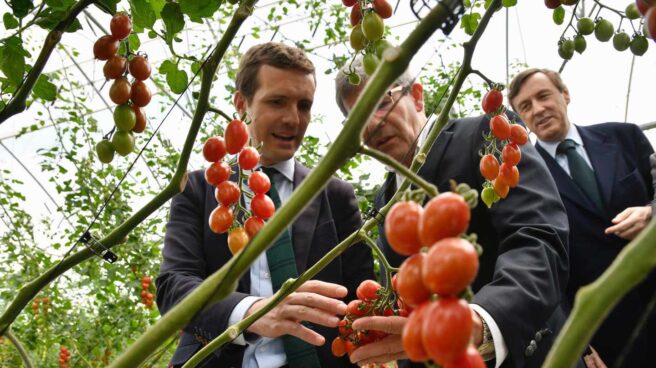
[{"xmin": 536, "ymin": 124, "xmax": 594, "ymax": 175}]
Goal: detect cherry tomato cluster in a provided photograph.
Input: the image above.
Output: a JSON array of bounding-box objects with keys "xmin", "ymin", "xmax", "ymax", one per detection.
[
  {"xmin": 478, "ymin": 87, "xmax": 528, "ymax": 208},
  {"xmin": 203, "ymin": 119, "xmax": 273, "ymax": 255},
  {"xmin": 636, "ymin": 0, "xmax": 656, "ymax": 45},
  {"xmin": 140, "ymin": 276, "xmax": 154, "ymax": 309},
  {"xmin": 30, "ymin": 296, "xmax": 50, "ymax": 318},
  {"xmin": 383, "ymin": 192, "xmax": 484, "ymax": 366},
  {"xmin": 58, "ymin": 346, "xmax": 71, "ymax": 368},
  {"xmin": 344, "ymin": 0, "xmax": 394, "ymax": 83},
  {"xmin": 94, "ymin": 12, "xmax": 154, "ymax": 164}
]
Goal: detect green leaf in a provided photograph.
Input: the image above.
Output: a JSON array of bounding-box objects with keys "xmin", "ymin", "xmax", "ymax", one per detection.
[
  {"xmin": 161, "ymin": 2, "xmax": 185, "ymax": 46},
  {"xmin": 33, "ymin": 74, "xmax": 57, "ymax": 101},
  {"xmin": 149, "ymin": 0, "xmax": 165, "ymax": 15},
  {"xmin": 460, "ymin": 13, "xmax": 481, "ymax": 36},
  {"xmin": 44, "ymin": 0, "xmax": 76, "ymax": 11},
  {"xmin": 9, "ymin": 0, "xmax": 34, "ymax": 19},
  {"xmin": 180, "ymin": 0, "xmax": 221, "ymax": 23},
  {"xmin": 35, "ymin": 9, "xmax": 82, "ymax": 32},
  {"xmin": 553, "ymin": 6, "xmax": 565, "ymax": 25},
  {"xmin": 128, "ymin": 33, "xmax": 141, "ymax": 51},
  {"xmin": 502, "ymin": 0, "xmax": 517, "ymax": 7},
  {"xmin": 129, "ymin": 0, "xmax": 157, "ymax": 30},
  {"xmin": 166, "ymin": 67, "xmax": 188, "ymax": 94},
  {"xmin": 3, "ymin": 13, "xmax": 19, "ymax": 29},
  {"xmin": 158, "ymin": 59, "xmax": 176, "ymax": 74},
  {"xmin": 0, "ymin": 37, "xmax": 26, "ymax": 85},
  {"xmin": 94, "ymin": 0, "xmax": 118, "ymax": 14}
]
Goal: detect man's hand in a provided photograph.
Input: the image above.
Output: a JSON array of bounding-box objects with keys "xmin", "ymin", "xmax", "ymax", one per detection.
[
  {"xmin": 604, "ymin": 206, "xmax": 652, "ymax": 240},
  {"xmin": 348, "ymin": 316, "xmax": 407, "ymax": 365},
  {"xmin": 583, "ymin": 346, "xmax": 607, "ymax": 368},
  {"xmin": 245, "ymin": 280, "xmax": 347, "ymax": 346}
]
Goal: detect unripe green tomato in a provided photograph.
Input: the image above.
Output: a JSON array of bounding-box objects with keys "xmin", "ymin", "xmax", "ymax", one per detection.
[
  {"xmin": 577, "ymin": 17, "xmax": 594, "ymax": 35},
  {"xmin": 594, "ymin": 19, "xmax": 614, "ymax": 42},
  {"xmin": 481, "ymin": 187, "xmax": 495, "ymax": 208},
  {"xmin": 625, "ymin": 3, "xmax": 641, "ymax": 19},
  {"xmin": 502, "ymin": 0, "xmax": 517, "ymax": 7},
  {"xmin": 112, "ymin": 131, "xmax": 135, "ymax": 156},
  {"xmin": 96, "ymin": 139, "xmax": 115, "ymax": 164},
  {"xmin": 363, "ymin": 53, "xmax": 380, "ymax": 75},
  {"xmin": 574, "ymin": 35, "xmax": 587, "ymax": 53},
  {"xmin": 613, "ymin": 32, "xmax": 631, "ymax": 51},
  {"xmin": 361, "ymin": 12, "xmax": 384, "ymax": 41},
  {"xmin": 114, "ymin": 104, "xmax": 136, "ymax": 131},
  {"xmin": 630, "ymin": 35, "xmax": 649, "ymax": 56},
  {"xmin": 558, "ymin": 42, "xmax": 574, "ymax": 60},
  {"xmin": 348, "ymin": 73, "xmax": 361, "ymax": 85},
  {"xmin": 561, "ymin": 39, "xmax": 575, "ymax": 53},
  {"xmin": 374, "ymin": 39, "xmax": 392, "ymax": 59},
  {"xmin": 350, "ymin": 26, "xmax": 367, "ymax": 51}
]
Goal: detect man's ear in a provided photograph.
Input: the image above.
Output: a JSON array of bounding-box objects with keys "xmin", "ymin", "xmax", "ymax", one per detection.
[
  {"xmin": 234, "ymin": 91, "xmax": 247, "ymax": 115},
  {"xmin": 563, "ymin": 87, "xmax": 571, "ymax": 105},
  {"xmin": 411, "ymin": 83, "xmax": 424, "ymax": 112}
]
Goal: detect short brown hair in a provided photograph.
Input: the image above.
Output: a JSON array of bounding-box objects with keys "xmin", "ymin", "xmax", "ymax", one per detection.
[
  {"xmin": 235, "ymin": 42, "xmax": 315, "ymax": 102},
  {"xmin": 508, "ymin": 68, "xmax": 567, "ymax": 111}
]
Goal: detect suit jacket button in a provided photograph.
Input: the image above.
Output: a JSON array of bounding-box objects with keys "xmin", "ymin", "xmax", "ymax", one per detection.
[
  {"xmin": 535, "ymin": 332, "xmax": 542, "ymax": 342},
  {"xmin": 525, "ymin": 341, "xmax": 537, "ymax": 357}
]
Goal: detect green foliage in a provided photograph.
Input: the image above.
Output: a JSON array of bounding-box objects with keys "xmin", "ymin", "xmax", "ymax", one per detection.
[
  {"xmin": 161, "ymin": 2, "xmax": 184, "ymax": 47},
  {"xmin": 461, "ymin": 12, "xmax": 481, "ymax": 36},
  {"xmin": 9, "ymin": 0, "xmax": 34, "ymax": 19},
  {"xmin": 159, "ymin": 60, "xmax": 188, "ymax": 94},
  {"xmin": 2, "ymin": 13, "xmax": 19, "ymax": 30},
  {"xmin": 180, "ymin": 0, "xmax": 222, "ymax": 23},
  {"xmin": 0, "ymin": 36, "xmax": 28, "ymax": 85},
  {"xmin": 553, "ymin": 6, "xmax": 565, "ymax": 26},
  {"xmin": 32, "ymin": 74, "xmax": 57, "ymax": 101}
]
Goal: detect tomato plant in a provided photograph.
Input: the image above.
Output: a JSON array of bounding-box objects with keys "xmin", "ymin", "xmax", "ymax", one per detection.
[
  {"xmin": 481, "ymin": 89, "xmax": 503, "ymax": 114},
  {"xmin": 331, "ymin": 337, "xmax": 346, "ymax": 357},
  {"xmin": 489, "ymin": 114, "xmax": 511, "ymax": 140},
  {"xmin": 129, "ymin": 56, "xmax": 152, "ymax": 81},
  {"xmin": 361, "ymin": 12, "xmax": 384, "ymax": 41},
  {"xmin": 109, "ymin": 77, "xmax": 131, "ymax": 104},
  {"xmin": 132, "ymin": 106, "xmax": 147, "ymax": 133},
  {"xmin": 228, "ymin": 227, "xmax": 249, "ymax": 254},
  {"xmin": 251, "ymin": 193, "xmax": 275, "ymax": 219},
  {"xmin": 356, "ymin": 279, "xmax": 381, "ymax": 301},
  {"xmin": 444, "ymin": 345, "xmax": 486, "ymax": 368},
  {"xmin": 93, "ymin": 35, "xmax": 119, "ymax": 60},
  {"xmin": 225, "ymin": 119, "xmax": 249, "ymax": 154},
  {"xmin": 397, "ymin": 253, "xmax": 431, "ymax": 307},
  {"xmin": 502, "ymin": 143, "xmax": 521, "ymax": 166},
  {"xmin": 479, "ymin": 154, "xmax": 499, "ymax": 180},
  {"xmin": 248, "ymin": 171, "xmax": 271, "ymax": 194},
  {"xmin": 402, "ymin": 302, "xmax": 429, "ymax": 362},
  {"xmin": 244, "ymin": 216, "xmax": 265, "ymax": 237},
  {"xmin": 205, "ymin": 162, "xmax": 232, "ymax": 186},
  {"xmin": 498, "ymin": 163, "xmax": 519, "ymax": 188},
  {"xmin": 130, "ymin": 80, "xmax": 152, "ymax": 107},
  {"xmin": 111, "ymin": 131, "xmax": 135, "ymax": 156},
  {"xmin": 422, "ymin": 238, "xmax": 479, "ymax": 297},
  {"xmin": 509, "ymin": 124, "xmax": 528, "ymax": 145},
  {"xmin": 493, "ymin": 179, "xmax": 510, "ymax": 199},
  {"xmin": 238, "ymin": 147, "xmax": 260, "ymax": 170},
  {"xmin": 103, "ymin": 55, "xmax": 126, "ymax": 80},
  {"xmin": 110, "ymin": 13, "xmax": 132, "ymax": 40},
  {"xmin": 422, "ymin": 298, "xmax": 473, "ymax": 365},
  {"xmin": 216, "ymin": 181, "xmax": 241, "ymax": 207},
  {"xmin": 209, "ymin": 205, "xmax": 234, "ymax": 234},
  {"xmin": 385, "ymin": 201, "xmax": 423, "ymax": 256},
  {"xmin": 203, "ymin": 137, "xmax": 228, "ymax": 163},
  {"xmin": 114, "ymin": 104, "xmax": 136, "ymax": 132},
  {"xmin": 418, "ymin": 192, "xmax": 470, "ymax": 247}
]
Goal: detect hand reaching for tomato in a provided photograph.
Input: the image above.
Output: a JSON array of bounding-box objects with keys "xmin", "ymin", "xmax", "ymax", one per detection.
[
  {"xmin": 347, "ymin": 316, "xmax": 407, "ymax": 365},
  {"xmin": 245, "ymin": 280, "xmax": 348, "ymax": 346}
]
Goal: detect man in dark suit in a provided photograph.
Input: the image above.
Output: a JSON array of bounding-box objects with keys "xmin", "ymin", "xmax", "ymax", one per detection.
[
  {"xmin": 156, "ymin": 42, "xmax": 373, "ymax": 368},
  {"xmin": 509, "ymin": 68, "xmax": 654, "ymax": 368},
  {"xmin": 334, "ymin": 59, "xmax": 577, "ymax": 368}
]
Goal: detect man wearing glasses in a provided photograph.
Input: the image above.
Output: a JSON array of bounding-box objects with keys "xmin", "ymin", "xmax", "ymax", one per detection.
[{"xmin": 334, "ymin": 58, "xmax": 584, "ymax": 368}]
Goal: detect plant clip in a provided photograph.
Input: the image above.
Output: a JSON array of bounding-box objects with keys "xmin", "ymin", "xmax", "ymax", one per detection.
[
  {"xmin": 80, "ymin": 231, "xmax": 118, "ymax": 264},
  {"xmin": 409, "ymin": 0, "xmax": 466, "ymax": 35},
  {"xmin": 365, "ymin": 207, "xmax": 383, "ymax": 222}
]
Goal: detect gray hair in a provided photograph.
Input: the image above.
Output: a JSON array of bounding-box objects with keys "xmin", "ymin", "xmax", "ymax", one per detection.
[{"xmin": 334, "ymin": 55, "xmax": 415, "ymax": 116}]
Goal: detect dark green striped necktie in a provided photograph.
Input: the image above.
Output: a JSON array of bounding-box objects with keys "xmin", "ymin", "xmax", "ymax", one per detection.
[
  {"xmin": 557, "ymin": 139, "xmax": 604, "ymax": 210},
  {"xmin": 261, "ymin": 167, "xmax": 322, "ymax": 368}
]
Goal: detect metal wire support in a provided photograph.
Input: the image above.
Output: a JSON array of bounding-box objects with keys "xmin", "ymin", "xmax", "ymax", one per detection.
[
  {"xmin": 79, "ymin": 231, "xmax": 118, "ymax": 263},
  {"xmin": 410, "ymin": 0, "xmax": 466, "ymax": 35}
]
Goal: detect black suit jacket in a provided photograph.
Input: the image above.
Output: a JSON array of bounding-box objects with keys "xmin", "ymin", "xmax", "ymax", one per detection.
[
  {"xmin": 536, "ymin": 123, "xmax": 655, "ymax": 367},
  {"xmin": 375, "ymin": 115, "xmax": 576, "ymax": 368},
  {"xmin": 156, "ymin": 161, "xmax": 373, "ymax": 367}
]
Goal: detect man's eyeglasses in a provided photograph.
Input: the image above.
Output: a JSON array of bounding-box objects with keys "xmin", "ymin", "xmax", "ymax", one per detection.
[{"xmin": 375, "ymin": 85, "xmax": 406, "ymax": 114}]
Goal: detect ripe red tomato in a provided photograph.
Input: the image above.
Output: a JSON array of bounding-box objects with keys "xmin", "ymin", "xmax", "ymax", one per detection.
[
  {"xmin": 344, "ymin": 340, "xmax": 357, "ymax": 356},
  {"xmin": 130, "ymin": 80, "xmax": 152, "ymax": 107},
  {"xmin": 244, "ymin": 216, "xmax": 265, "ymax": 237},
  {"xmin": 350, "ymin": 4, "xmax": 362, "ymax": 26},
  {"xmin": 356, "ymin": 279, "xmax": 382, "ymax": 301},
  {"xmin": 225, "ymin": 119, "xmax": 249, "ymax": 154},
  {"xmin": 338, "ymin": 318, "xmax": 353, "ymax": 336},
  {"xmin": 397, "ymin": 253, "xmax": 431, "ymax": 307},
  {"xmin": 347, "ymin": 299, "xmax": 372, "ymax": 317},
  {"xmin": 342, "ymin": 0, "xmax": 357, "ymax": 6},
  {"xmin": 402, "ymin": 302, "xmax": 430, "ymax": 362},
  {"xmin": 216, "ymin": 180, "xmax": 241, "ymax": 206},
  {"xmin": 544, "ymin": 0, "xmax": 561, "ymax": 9},
  {"xmin": 248, "ymin": 171, "xmax": 271, "ymax": 194},
  {"xmin": 203, "ymin": 136, "xmax": 227, "ymax": 162},
  {"xmin": 209, "ymin": 205, "xmax": 233, "ymax": 234},
  {"xmin": 205, "ymin": 161, "xmax": 232, "ymax": 186},
  {"xmin": 418, "ymin": 192, "xmax": 470, "ymax": 247},
  {"xmin": 510, "ymin": 124, "xmax": 528, "ymax": 145},
  {"xmin": 502, "ymin": 143, "xmax": 521, "ymax": 166},
  {"xmin": 228, "ymin": 227, "xmax": 249, "ymax": 254},
  {"xmin": 422, "ymin": 298, "xmax": 473, "ymax": 366},
  {"xmin": 93, "ymin": 35, "xmax": 119, "ymax": 60},
  {"xmin": 238, "ymin": 147, "xmax": 260, "ymax": 170},
  {"xmin": 331, "ymin": 337, "xmax": 346, "ymax": 357},
  {"xmin": 481, "ymin": 89, "xmax": 503, "ymax": 114},
  {"xmin": 373, "ymin": 0, "xmax": 393, "ymax": 18},
  {"xmin": 392, "ymin": 273, "xmax": 399, "ymax": 292},
  {"xmin": 422, "ymin": 238, "xmax": 479, "ymax": 297},
  {"xmin": 490, "ymin": 114, "xmax": 511, "ymax": 140},
  {"xmin": 109, "ymin": 77, "xmax": 131, "ymax": 104},
  {"xmin": 110, "ymin": 13, "xmax": 132, "ymax": 40},
  {"xmin": 132, "ymin": 105, "xmax": 147, "ymax": 133},
  {"xmin": 251, "ymin": 193, "xmax": 275, "ymax": 219},
  {"xmin": 479, "ymin": 154, "xmax": 499, "ymax": 180},
  {"xmin": 647, "ymin": 7, "xmax": 656, "ymax": 39},
  {"xmin": 129, "ymin": 55, "xmax": 152, "ymax": 80},
  {"xmin": 103, "ymin": 55, "xmax": 126, "ymax": 80},
  {"xmin": 384, "ymin": 201, "xmax": 424, "ymax": 256},
  {"xmin": 444, "ymin": 345, "xmax": 486, "ymax": 368},
  {"xmin": 637, "ymin": 0, "xmax": 650, "ymax": 16},
  {"xmin": 493, "ymin": 179, "xmax": 509, "ymax": 199},
  {"xmin": 142, "ymin": 276, "xmax": 152, "ymax": 283},
  {"xmin": 498, "ymin": 163, "xmax": 519, "ymax": 188}
]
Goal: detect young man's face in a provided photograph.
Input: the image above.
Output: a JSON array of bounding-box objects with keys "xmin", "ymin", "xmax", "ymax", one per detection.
[
  {"xmin": 235, "ymin": 65, "xmax": 315, "ymax": 166},
  {"xmin": 511, "ymin": 72, "xmax": 571, "ymax": 142},
  {"xmin": 342, "ymin": 83, "xmax": 425, "ymax": 167}
]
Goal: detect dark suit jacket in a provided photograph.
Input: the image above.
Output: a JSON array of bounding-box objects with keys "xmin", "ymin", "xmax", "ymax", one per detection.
[
  {"xmin": 375, "ymin": 115, "xmax": 576, "ymax": 368},
  {"xmin": 156, "ymin": 161, "xmax": 373, "ymax": 367},
  {"xmin": 536, "ymin": 123, "xmax": 655, "ymax": 367}
]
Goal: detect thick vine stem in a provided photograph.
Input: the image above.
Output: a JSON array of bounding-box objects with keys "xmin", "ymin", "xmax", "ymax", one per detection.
[
  {"xmin": 208, "ymin": 105, "xmax": 233, "ymax": 122},
  {"xmin": 360, "ymin": 145, "xmax": 438, "ymax": 198},
  {"xmin": 0, "ymin": 0, "xmax": 96, "ymax": 125},
  {"xmin": 470, "ymin": 69, "xmax": 497, "ymax": 89},
  {"xmin": 543, "ymin": 221, "xmax": 656, "ymax": 368},
  {"xmin": 4, "ymin": 329, "xmax": 34, "ymax": 368}
]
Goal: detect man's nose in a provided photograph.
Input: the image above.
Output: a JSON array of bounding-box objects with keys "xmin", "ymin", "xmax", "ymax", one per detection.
[
  {"xmin": 281, "ymin": 105, "xmax": 300, "ymax": 126},
  {"xmin": 362, "ymin": 118, "xmax": 380, "ymax": 144}
]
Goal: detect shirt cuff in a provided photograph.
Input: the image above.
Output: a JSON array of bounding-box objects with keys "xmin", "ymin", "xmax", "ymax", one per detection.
[
  {"xmin": 228, "ymin": 296, "xmax": 263, "ymax": 345},
  {"xmin": 470, "ymin": 304, "xmax": 508, "ymax": 368}
]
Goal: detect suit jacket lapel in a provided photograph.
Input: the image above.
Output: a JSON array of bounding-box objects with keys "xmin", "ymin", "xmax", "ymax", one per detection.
[
  {"xmin": 578, "ymin": 125, "xmax": 616, "ymax": 208},
  {"xmin": 290, "ymin": 161, "xmax": 321, "ymax": 274},
  {"xmin": 417, "ymin": 120, "xmax": 455, "ymax": 186}
]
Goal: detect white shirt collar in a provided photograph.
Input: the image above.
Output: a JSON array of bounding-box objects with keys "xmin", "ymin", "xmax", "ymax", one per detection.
[
  {"xmin": 537, "ymin": 124, "xmax": 584, "ymax": 158},
  {"xmin": 258, "ymin": 158, "xmax": 295, "ymax": 183}
]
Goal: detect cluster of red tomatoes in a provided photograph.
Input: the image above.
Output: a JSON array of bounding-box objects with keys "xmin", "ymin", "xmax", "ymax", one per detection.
[
  {"xmin": 344, "ymin": 0, "xmax": 394, "ymax": 82},
  {"xmin": 58, "ymin": 346, "xmax": 71, "ymax": 368},
  {"xmin": 384, "ymin": 192, "xmax": 485, "ymax": 367},
  {"xmin": 479, "ymin": 87, "xmax": 528, "ymax": 208},
  {"xmin": 30, "ymin": 296, "xmax": 50, "ymax": 319},
  {"xmin": 93, "ymin": 12, "xmax": 153, "ymax": 164},
  {"xmin": 203, "ymin": 120, "xmax": 273, "ymax": 255},
  {"xmin": 140, "ymin": 276, "xmax": 154, "ymax": 309},
  {"xmin": 636, "ymin": 0, "xmax": 656, "ymax": 42}
]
